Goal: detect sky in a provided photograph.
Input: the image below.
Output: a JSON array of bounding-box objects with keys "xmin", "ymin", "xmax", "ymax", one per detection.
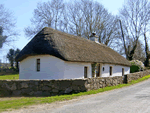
[{"xmin": 0, "ymin": 0, "xmax": 125, "ymax": 63}]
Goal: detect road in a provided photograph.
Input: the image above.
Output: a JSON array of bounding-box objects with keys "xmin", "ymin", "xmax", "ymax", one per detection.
[{"xmin": 4, "ymin": 79, "xmax": 150, "ymax": 113}]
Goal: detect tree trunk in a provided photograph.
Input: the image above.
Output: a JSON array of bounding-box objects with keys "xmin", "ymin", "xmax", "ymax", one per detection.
[
  {"xmin": 119, "ymin": 20, "xmax": 128, "ymax": 59},
  {"xmin": 144, "ymin": 33, "xmax": 149, "ymax": 67}
]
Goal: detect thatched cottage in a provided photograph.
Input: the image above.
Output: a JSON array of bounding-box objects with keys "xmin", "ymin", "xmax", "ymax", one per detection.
[{"xmin": 15, "ymin": 27, "xmax": 131, "ymax": 80}]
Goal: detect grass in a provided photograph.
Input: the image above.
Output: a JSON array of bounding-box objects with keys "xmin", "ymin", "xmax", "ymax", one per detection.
[
  {"xmin": 0, "ymin": 74, "xmax": 150, "ymax": 112},
  {"xmin": 0, "ymin": 74, "xmax": 19, "ymax": 80}
]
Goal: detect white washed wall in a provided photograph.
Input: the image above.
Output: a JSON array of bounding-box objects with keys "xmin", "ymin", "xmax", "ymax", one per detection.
[
  {"xmin": 19, "ymin": 55, "xmax": 65, "ymax": 79},
  {"xmin": 101, "ymin": 64, "xmax": 130, "ymax": 77},
  {"xmin": 64, "ymin": 62, "xmax": 92, "ymax": 79},
  {"xmin": 19, "ymin": 55, "xmax": 92, "ymax": 80}
]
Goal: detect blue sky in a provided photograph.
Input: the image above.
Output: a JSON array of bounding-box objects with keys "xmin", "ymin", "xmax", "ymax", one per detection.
[{"xmin": 0, "ymin": 0, "xmax": 125, "ymax": 63}]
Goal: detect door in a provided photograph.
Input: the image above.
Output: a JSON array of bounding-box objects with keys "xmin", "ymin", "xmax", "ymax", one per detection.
[
  {"xmin": 96, "ymin": 64, "xmax": 100, "ymax": 77},
  {"xmin": 84, "ymin": 67, "xmax": 88, "ymax": 78}
]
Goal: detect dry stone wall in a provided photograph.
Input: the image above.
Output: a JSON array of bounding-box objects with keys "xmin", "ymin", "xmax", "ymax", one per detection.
[
  {"xmin": 124, "ymin": 70, "xmax": 150, "ymax": 83},
  {"xmin": 0, "ymin": 70, "xmax": 150, "ymax": 97},
  {"xmin": 0, "ymin": 77, "xmax": 123, "ymax": 97}
]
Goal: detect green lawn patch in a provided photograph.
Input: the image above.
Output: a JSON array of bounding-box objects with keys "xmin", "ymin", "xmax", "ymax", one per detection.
[
  {"xmin": 0, "ymin": 74, "xmax": 19, "ymax": 80},
  {"xmin": 0, "ymin": 74, "xmax": 150, "ymax": 112}
]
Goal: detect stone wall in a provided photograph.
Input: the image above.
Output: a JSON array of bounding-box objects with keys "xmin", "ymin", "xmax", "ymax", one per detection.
[
  {"xmin": 0, "ymin": 70, "xmax": 150, "ymax": 97},
  {"xmin": 124, "ymin": 70, "xmax": 150, "ymax": 83},
  {"xmin": 0, "ymin": 76, "xmax": 123, "ymax": 97}
]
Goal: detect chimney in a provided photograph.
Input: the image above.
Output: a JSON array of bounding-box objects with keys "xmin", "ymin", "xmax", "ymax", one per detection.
[{"xmin": 90, "ymin": 32, "xmax": 99, "ymax": 43}]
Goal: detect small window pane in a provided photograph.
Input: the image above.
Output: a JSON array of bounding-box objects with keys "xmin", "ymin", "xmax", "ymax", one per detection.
[{"xmin": 37, "ymin": 59, "xmax": 40, "ymax": 71}]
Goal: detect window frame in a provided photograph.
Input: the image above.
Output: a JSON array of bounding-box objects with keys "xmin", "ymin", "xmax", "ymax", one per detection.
[
  {"xmin": 84, "ymin": 66, "xmax": 88, "ymax": 78},
  {"xmin": 37, "ymin": 59, "xmax": 40, "ymax": 72},
  {"xmin": 109, "ymin": 66, "xmax": 112, "ymax": 76}
]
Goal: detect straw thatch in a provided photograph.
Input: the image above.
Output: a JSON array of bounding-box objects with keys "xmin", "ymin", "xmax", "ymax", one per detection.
[{"xmin": 15, "ymin": 27, "xmax": 131, "ymax": 66}]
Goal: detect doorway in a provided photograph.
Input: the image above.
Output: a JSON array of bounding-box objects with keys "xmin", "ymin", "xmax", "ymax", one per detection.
[{"xmin": 96, "ymin": 64, "xmax": 100, "ymax": 77}]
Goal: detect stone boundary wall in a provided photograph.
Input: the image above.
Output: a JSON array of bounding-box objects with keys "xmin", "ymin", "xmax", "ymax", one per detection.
[
  {"xmin": 0, "ymin": 76, "xmax": 123, "ymax": 97},
  {"xmin": 0, "ymin": 70, "xmax": 150, "ymax": 97},
  {"xmin": 124, "ymin": 70, "xmax": 150, "ymax": 83}
]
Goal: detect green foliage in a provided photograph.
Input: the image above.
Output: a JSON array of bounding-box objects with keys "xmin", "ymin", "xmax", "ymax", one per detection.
[
  {"xmin": 130, "ymin": 65, "xmax": 140, "ymax": 73},
  {"xmin": 130, "ymin": 60, "xmax": 145, "ymax": 73},
  {"xmin": 6, "ymin": 49, "xmax": 15, "ymax": 68},
  {"xmin": 6, "ymin": 48, "xmax": 20, "ymax": 70}
]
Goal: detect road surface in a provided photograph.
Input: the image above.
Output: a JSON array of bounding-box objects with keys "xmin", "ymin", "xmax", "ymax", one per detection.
[{"xmin": 4, "ymin": 79, "xmax": 150, "ymax": 113}]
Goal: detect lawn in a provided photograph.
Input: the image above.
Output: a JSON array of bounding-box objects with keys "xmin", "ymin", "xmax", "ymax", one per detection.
[
  {"xmin": 0, "ymin": 74, "xmax": 150, "ymax": 112},
  {"xmin": 0, "ymin": 74, "xmax": 19, "ymax": 80}
]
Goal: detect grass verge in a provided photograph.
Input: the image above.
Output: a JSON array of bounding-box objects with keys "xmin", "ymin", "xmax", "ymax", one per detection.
[
  {"xmin": 0, "ymin": 74, "xmax": 150, "ymax": 112},
  {"xmin": 0, "ymin": 74, "xmax": 19, "ymax": 80}
]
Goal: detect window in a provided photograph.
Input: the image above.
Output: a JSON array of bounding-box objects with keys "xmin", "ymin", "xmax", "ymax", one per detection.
[
  {"xmin": 103, "ymin": 67, "xmax": 105, "ymax": 71},
  {"xmin": 122, "ymin": 68, "xmax": 124, "ymax": 76},
  {"xmin": 109, "ymin": 66, "xmax": 112, "ymax": 76},
  {"xmin": 37, "ymin": 59, "xmax": 40, "ymax": 72},
  {"xmin": 84, "ymin": 66, "xmax": 88, "ymax": 78}
]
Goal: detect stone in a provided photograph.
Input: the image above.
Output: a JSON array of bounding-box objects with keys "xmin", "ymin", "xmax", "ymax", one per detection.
[
  {"xmin": 93, "ymin": 84, "xmax": 98, "ymax": 90},
  {"xmin": 2, "ymin": 83, "xmax": 10, "ymax": 90},
  {"xmin": 29, "ymin": 91, "xmax": 34, "ymax": 96},
  {"xmin": 72, "ymin": 80, "xmax": 85, "ymax": 86},
  {"xmin": 52, "ymin": 89, "xmax": 59, "ymax": 93},
  {"xmin": 21, "ymin": 89, "xmax": 31, "ymax": 96},
  {"xmin": 34, "ymin": 91, "xmax": 43, "ymax": 96},
  {"xmin": 42, "ymin": 86, "xmax": 51, "ymax": 90},
  {"xmin": 21, "ymin": 82, "xmax": 28, "ymax": 88},
  {"xmin": 42, "ymin": 91, "xmax": 50, "ymax": 96},
  {"xmin": 65, "ymin": 87, "xmax": 72, "ymax": 94},
  {"xmin": 11, "ymin": 83, "xmax": 17, "ymax": 90},
  {"xmin": 12, "ymin": 90, "xmax": 21, "ymax": 96},
  {"xmin": 85, "ymin": 84, "xmax": 90, "ymax": 89}
]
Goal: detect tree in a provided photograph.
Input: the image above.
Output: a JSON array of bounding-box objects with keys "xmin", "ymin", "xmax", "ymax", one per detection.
[
  {"xmin": 0, "ymin": 4, "xmax": 17, "ymax": 48},
  {"xmin": 118, "ymin": 0, "xmax": 150, "ymax": 60},
  {"xmin": 6, "ymin": 49, "xmax": 15, "ymax": 68},
  {"xmin": 25, "ymin": 0, "xmax": 119, "ymax": 49},
  {"xmin": 24, "ymin": 0, "xmax": 65, "ymax": 39},
  {"xmin": 133, "ymin": 40, "xmax": 145, "ymax": 62},
  {"xmin": 0, "ymin": 27, "xmax": 7, "ymax": 48},
  {"xmin": 6, "ymin": 48, "xmax": 20, "ymax": 69},
  {"xmin": 67, "ymin": 0, "xmax": 118, "ymax": 47},
  {"xmin": 14, "ymin": 48, "xmax": 20, "ymax": 70}
]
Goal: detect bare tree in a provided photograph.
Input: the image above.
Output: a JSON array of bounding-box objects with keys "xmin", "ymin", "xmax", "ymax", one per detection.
[
  {"xmin": 24, "ymin": 0, "xmax": 65, "ymax": 39},
  {"xmin": 0, "ymin": 4, "xmax": 17, "ymax": 48},
  {"xmin": 67, "ymin": 0, "xmax": 118, "ymax": 47},
  {"xmin": 133, "ymin": 40, "xmax": 145, "ymax": 62},
  {"xmin": 25, "ymin": 0, "xmax": 119, "ymax": 49},
  {"xmin": 118, "ymin": 0, "xmax": 150, "ymax": 60}
]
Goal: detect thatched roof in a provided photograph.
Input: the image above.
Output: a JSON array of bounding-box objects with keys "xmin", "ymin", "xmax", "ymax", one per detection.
[{"xmin": 15, "ymin": 27, "xmax": 131, "ymax": 66}]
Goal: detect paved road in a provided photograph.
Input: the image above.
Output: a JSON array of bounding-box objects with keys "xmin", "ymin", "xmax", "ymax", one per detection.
[
  {"xmin": 49, "ymin": 79, "xmax": 150, "ymax": 113},
  {"xmin": 4, "ymin": 79, "xmax": 150, "ymax": 113}
]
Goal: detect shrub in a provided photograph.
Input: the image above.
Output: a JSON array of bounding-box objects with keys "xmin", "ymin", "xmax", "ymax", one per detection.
[
  {"xmin": 130, "ymin": 65, "xmax": 140, "ymax": 73},
  {"xmin": 130, "ymin": 60, "xmax": 144, "ymax": 73}
]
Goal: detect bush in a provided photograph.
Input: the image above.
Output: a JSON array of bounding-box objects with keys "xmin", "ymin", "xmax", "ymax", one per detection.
[
  {"xmin": 130, "ymin": 60, "xmax": 145, "ymax": 73},
  {"xmin": 130, "ymin": 65, "xmax": 140, "ymax": 73}
]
